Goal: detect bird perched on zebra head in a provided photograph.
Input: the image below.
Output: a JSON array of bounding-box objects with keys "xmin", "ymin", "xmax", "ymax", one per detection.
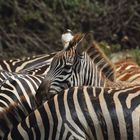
[{"xmin": 61, "ymin": 29, "xmax": 74, "ymax": 49}]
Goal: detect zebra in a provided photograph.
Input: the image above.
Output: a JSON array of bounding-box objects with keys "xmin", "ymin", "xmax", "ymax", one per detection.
[
  {"xmin": 0, "ymin": 53, "xmax": 55, "ymax": 73},
  {"xmin": 0, "ymin": 53, "xmax": 55, "ymax": 85},
  {"xmin": 0, "ymin": 73, "xmax": 44, "ymax": 112},
  {"xmin": 0, "ymin": 32, "xmax": 121, "ymax": 136},
  {"xmin": 0, "ymin": 29, "xmax": 73, "ymax": 76},
  {"xmin": 36, "ymin": 32, "xmax": 129, "ymax": 103},
  {"xmin": 0, "ymin": 30, "xmax": 73, "ymax": 86},
  {"xmin": 0, "ymin": 32, "xmax": 117, "ymax": 110},
  {"xmin": 0, "ymin": 32, "xmax": 133, "ymax": 139},
  {"xmin": 0, "ymin": 70, "xmax": 14, "ymax": 85},
  {"xmin": 115, "ymin": 58, "xmax": 140, "ymax": 85},
  {"xmin": 1, "ymin": 85, "xmax": 140, "ymax": 140},
  {"xmin": 61, "ymin": 30, "xmax": 140, "ymax": 86},
  {"xmin": 0, "ymin": 54, "xmax": 54, "ymax": 86},
  {"xmin": 0, "ymin": 33, "xmax": 84, "ymax": 109}
]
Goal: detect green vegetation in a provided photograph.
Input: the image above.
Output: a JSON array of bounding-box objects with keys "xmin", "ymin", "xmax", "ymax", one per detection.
[
  {"xmin": 130, "ymin": 49, "xmax": 140, "ymax": 65},
  {"xmin": 0, "ymin": 0, "xmax": 140, "ymax": 64},
  {"xmin": 100, "ymin": 41, "xmax": 140, "ymax": 65}
]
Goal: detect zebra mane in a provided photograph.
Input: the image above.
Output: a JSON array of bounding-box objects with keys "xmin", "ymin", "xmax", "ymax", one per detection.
[{"xmin": 86, "ymin": 41, "xmax": 116, "ymax": 81}]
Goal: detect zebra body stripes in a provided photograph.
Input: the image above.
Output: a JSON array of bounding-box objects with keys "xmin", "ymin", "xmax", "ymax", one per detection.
[
  {"xmin": 0, "ymin": 32, "xmax": 115, "ymax": 110},
  {"xmin": 1, "ymin": 85, "xmax": 140, "ymax": 140},
  {"xmin": 0, "ymin": 70, "xmax": 14, "ymax": 85},
  {"xmin": 36, "ymin": 33, "xmax": 128, "ymax": 103},
  {"xmin": 0, "ymin": 54, "xmax": 54, "ymax": 86},
  {"xmin": 62, "ymin": 31, "xmax": 140, "ymax": 86},
  {"xmin": 0, "ymin": 53, "xmax": 55, "ymax": 108},
  {"xmin": 115, "ymin": 59, "xmax": 140, "ymax": 85},
  {"xmin": 0, "ymin": 31, "xmax": 137, "ymax": 139},
  {"xmin": 0, "ymin": 32, "xmax": 123, "ymax": 139},
  {"xmin": 0, "ymin": 73, "xmax": 44, "ymax": 112},
  {"xmin": 0, "ymin": 53, "xmax": 55, "ymax": 74}
]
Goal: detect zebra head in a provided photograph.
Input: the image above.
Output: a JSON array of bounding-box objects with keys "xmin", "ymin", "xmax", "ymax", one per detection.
[{"xmin": 36, "ymin": 32, "xmax": 116, "ymax": 103}]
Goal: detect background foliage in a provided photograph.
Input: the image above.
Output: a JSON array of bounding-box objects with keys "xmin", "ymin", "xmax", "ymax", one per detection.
[{"xmin": 0, "ymin": 0, "xmax": 140, "ymax": 64}]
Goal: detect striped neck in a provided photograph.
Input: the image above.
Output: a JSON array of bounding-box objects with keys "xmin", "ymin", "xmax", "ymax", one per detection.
[{"xmin": 86, "ymin": 42, "xmax": 116, "ymax": 82}]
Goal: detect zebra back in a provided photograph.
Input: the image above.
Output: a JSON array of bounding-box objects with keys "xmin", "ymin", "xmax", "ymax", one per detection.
[
  {"xmin": 20, "ymin": 62, "xmax": 51, "ymax": 76},
  {"xmin": 115, "ymin": 58, "xmax": 140, "ymax": 84},
  {"xmin": 0, "ymin": 53, "xmax": 55, "ymax": 73},
  {"xmin": 3, "ymin": 85, "xmax": 140, "ymax": 140}
]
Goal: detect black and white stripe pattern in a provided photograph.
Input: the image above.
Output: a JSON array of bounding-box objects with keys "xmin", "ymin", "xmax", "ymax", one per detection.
[
  {"xmin": 115, "ymin": 59, "xmax": 140, "ymax": 85},
  {"xmin": 36, "ymin": 33, "xmax": 117, "ymax": 102},
  {"xmin": 0, "ymin": 32, "xmax": 138, "ymax": 139},
  {"xmin": 2, "ymin": 85, "xmax": 140, "ymax": 140},
  {"xmin": 0, "ymin": 32, "xmax": 120, "ymax": 139},
  {"xmin": 0, "ymin": 70, "xmax": 14, "ymax": 85},
  {"xmin": 0, "ymin": 33, "xmax": 115, "ymax": 111},
  {"xmin": 0, "ymin": 73, "xmax": 44, "ymax": 112},
  {"xmin": 0, "ymin": 53, "xmax": 55, "ymax": 74},
  {"xmin": 0, "ymin": 53, "xmax": 55, "ymax": 86}
]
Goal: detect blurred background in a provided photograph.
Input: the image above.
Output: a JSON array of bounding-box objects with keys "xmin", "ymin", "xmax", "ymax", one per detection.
[{"xmin": 0, "ymin": 0, "xmax": 140, "ymax": 64}]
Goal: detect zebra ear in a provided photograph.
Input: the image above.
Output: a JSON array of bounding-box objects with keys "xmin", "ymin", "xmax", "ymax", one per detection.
[
  {"xmin": 65, "ymin": 33, "xmax": 85, "ymax": 51},
  {"xmin": 76, "ymin": 32, "xmax": 94, "ymax": 55}
]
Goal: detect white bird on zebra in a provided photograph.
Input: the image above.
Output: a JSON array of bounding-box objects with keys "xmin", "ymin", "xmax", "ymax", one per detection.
[{"xmin": 61, "ymin": 29, "xmax": 74, "ymax": 49}]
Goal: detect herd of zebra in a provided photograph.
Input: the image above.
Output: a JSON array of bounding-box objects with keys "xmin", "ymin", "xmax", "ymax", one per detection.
[{"xmin": 0, "ymin": 31, "xmax": 140, "ymax": 140}]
